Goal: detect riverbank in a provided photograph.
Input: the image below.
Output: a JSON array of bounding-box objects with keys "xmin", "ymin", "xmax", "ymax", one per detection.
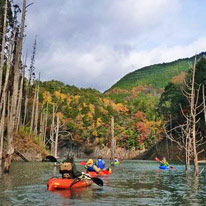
[{"xmin": 12, "ymin": 131, "xmax": 49, "ymax": 162}]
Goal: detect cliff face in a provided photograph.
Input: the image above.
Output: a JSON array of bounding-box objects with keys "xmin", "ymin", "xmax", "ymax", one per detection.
[
  {"xmin": 136, "ymin": 138, "xmax": 206, "ymax": 162},
  {"xmin": 57, "ymin": 138, "xmax": 145, "ymax": 159}
]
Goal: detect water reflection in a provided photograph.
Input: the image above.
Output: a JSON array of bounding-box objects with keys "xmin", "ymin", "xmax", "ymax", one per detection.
[
  {"xmin": 53, "ymin": 187, "xmax": 95, "ymax": 199},
  {"xmin": 0, "ymin": 161, "xmax": 206, "ymax": 206}
]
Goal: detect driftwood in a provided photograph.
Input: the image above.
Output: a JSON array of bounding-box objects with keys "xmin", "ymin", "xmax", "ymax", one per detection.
[{"xmin": 14, "ymin": 149, "xmax": 29, "ymax": 162}]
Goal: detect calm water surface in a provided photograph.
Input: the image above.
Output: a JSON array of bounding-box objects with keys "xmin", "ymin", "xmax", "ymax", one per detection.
[{"xmin": 0, "ymin": 160, "xmax": 206, "ymax": 206}]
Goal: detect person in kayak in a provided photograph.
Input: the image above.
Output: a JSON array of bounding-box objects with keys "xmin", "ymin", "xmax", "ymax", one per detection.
[
  {"xmin": 59, "ymin": 154, "xmax": 82, "ymax": 179},
  {"xmin": 160, "ymin": 157, "xmax": 169, "ymax": 166},
  {"xmin": 96, "ymin": 156, "xmax": 106, "ymax": 169},
  {"xmin": 85, "ymin": 159, "xmax": 100, "ymax": 173},
  {"xmin": 110, "ymin": 157, "xmax": 119, "ymax": 165},
  {"xmin": 114, "ymin": 157, "xmax": 119, "ymax": 163}
]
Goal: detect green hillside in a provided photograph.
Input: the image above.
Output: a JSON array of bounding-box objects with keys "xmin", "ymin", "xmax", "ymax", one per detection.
[{"xmin": 109, "ymin": 52, "xmax": 206, "ymax": 91}]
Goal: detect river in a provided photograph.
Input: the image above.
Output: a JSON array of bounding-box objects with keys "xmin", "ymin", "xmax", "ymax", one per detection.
[{"xmin": 0, "ymin": 160, "xmax": 206, "ymax": 206}]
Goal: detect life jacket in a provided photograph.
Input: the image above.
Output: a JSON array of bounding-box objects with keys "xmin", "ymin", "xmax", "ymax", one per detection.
[
  {"xmin": 160, "ymin": 160, "xmax": 168, "ymax": 166},
  {"xmin": 86, "ymin": 165, "xmax": 95, "ymax": 172},
  {"xmin": 97, "ymin": 159, "xmax": 105, "ymax": 169},
  {"xmin": 60, "ymin": 162, "xmax": 73, "ymax": 178}
]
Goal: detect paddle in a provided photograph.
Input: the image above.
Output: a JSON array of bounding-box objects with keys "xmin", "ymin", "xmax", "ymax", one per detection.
[
  {"xmin": 86, "ymin": 175, "xmax": 104, "ymax": 187},
  {"xmin": 80, "ymin": 161, "xmax": 86, "ymax": 166},
  {"xmin": 70, "ymin": 175, "xmax": 103, "ymax": 188},
  {"xmin": 155, "ymin": 157, "xmax": 175, "ymax": 169}
]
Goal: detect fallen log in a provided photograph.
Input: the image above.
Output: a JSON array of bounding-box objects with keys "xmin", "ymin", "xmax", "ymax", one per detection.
[{"xmin": 14, "ymin": 149, "xmax": 29, "ymax": 162}]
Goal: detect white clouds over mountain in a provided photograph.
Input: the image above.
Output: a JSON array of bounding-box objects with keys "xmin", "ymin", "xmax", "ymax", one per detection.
[{"xmin": 15, "ymin": 0, "xmax": 206, "ymax": 91}]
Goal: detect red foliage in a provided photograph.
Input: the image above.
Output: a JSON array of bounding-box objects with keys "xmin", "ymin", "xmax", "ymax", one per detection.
[
  {"xmin": 135, "ymin": 111, "xmax": 145, "ymax": 120},
  {"xmin": 136, "ymin": 121, "xmax": 150, "ymax": 143}
]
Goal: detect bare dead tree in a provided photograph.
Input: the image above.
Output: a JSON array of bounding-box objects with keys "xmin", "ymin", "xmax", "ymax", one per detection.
[
  {"xmin": 164, "ymin": 58, "xmax": 204, "ymax": 175},
  {"xmin": 16, "ymin": 65, "xmax": 25, "ymax": 131},
  {"xmin": 111, "ymin": 116, "xmax": 116, "ymax": 160},
  {"xmin": 0, "ymin": 92, "xmax": 6, "ymax": 165},
  {"xmin": 43, "ymin": 102, "xmax": 49, "ymax": 145},
  {"xmin": 4, "ymin": 0, "xmax": 27, "ymax": 173},
  {"xmin": 54, "ymin": 115, "xmax": 60, "ymax": 158},
  {"xmin": 30, "ymin": 88, "xmax": 36, "ymax": 133},
  {"xmin": 190, "ymin": 58, "xmax": 199, "ymax": 175},
  {"xmin": 0, "ymin": 0, "xmax": 8, "ymax": 94},
  {"xmin": 34, "ymin": 74, "xmax": 40, "ymax": 135}
]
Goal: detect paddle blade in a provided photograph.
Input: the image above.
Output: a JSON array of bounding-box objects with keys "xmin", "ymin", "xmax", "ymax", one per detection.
[
  {"xmin": 91, "ymin": 177, "xmax": 103, "ymax": 187},
  {"xmin": 80, "ymin": 161, "xmax": 86, "ymax": 166},
  {"xmin": 102, "ymin": 170, "xmax": 110, "ymax": 175},
  {"xmin": 155, "ymin": 157, "xmax": 161, "ymax": 162}
]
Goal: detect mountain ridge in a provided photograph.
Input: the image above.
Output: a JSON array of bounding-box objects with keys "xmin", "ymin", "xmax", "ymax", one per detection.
[{"xmin": 106, "ymin": 51, "xmax": 206, "ymax": 92}]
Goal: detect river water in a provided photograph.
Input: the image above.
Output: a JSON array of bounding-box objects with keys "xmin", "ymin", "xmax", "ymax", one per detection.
[{"xmin": 0, "ymin": 160, "xmax": 206, "ymax": 206}]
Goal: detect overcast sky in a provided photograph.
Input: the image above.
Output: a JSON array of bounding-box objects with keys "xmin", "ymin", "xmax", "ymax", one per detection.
[{"xmin": 15, "ymin": 0, "xmax": 206, "ymax": 92}]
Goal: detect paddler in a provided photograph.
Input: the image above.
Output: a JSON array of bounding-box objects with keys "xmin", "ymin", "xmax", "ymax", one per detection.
[
  {"xmin": 114, "ymin": 157, "xmax": 119, "ymax": 163},
  {"xmin": 85, "ymin": 159, "xmax": 101, "ymax": 173},
  {"xmin": 110, "ymin": 157, "xmax": 119, "ymax": 165},
  {"xmin": 96, "ymin": 156, "xmax": 106, "ymax": 169},
  {"xmin": 160, "ymin": 157, "xmax": 169, "ymax": 166},
  {"xmin": 59, "ymin": 154, "xmax": 82, "ymax": 179}
]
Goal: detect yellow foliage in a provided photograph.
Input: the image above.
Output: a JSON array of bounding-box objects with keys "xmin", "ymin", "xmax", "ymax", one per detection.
[
  {"xmin": 76, "ymin": 114, "xmax": 82, "ymax": 122},
  {"xmin": 103, "ymin": 98, "xmax": 111, "ymax": 106},
  {"xmin": 56, "ymin": 112, "xmax": 63, "ymax": 120},
  {"xmin": 54, "ymin": 90, "xmax": 61, "ymax": 98},
  {"xmin": 87, "ymin": 112, "xmax": 93, "ymax": 119},
  {"xmin": 92, "ymin": 130, "xmax": 98, "ymax": 137},
  {"xmin": 60, "ymin": 93, "xmax": 67, "ymax": 100},
  {"xmin": 111, "ymin": 102, "xmax": 128, "ymax": 113},
  {"xmin": 156, "ymin": 119, "xmax": 162, "ymax": 127},
  {"xmin": 67, "ymin": 97, "xmax": 72, "ymax": 106},
  {"xmin": 74, "ymin": 95, "xmax": 80, "ymax": 103},
  {"xmin": 99, "ymin": 107, "xmax": 108, "ymax": 115},
  {"xmin": 96, "ymin": 118, "xmax": 102, "ymax": 127},
  {"xmin": 43, "ymin": 91, "xmax": 52, "ymax": 103},
  {"xmin": 78, "ymin": 106, "xmax": 82, "ymax": 111},
  {"xmin": 89, "ymin": 104, "xmax": 95, "ymax": 113},
  {"xmin": 54, "ymin": 91, "xmax": 67, "ymax": 101},
  {"xmin": 83, "ymin": 102, "xmax": 87, "ymax": 108}
]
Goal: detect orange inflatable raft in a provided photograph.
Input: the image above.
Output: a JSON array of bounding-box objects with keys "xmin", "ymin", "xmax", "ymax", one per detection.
[
  {"xmin": 85, "ymin": 168, "xmax": 112, "ymax": 177},
  {"xmin": 47, "ymin": 178, "xmax": 93, "ymax": 191}
]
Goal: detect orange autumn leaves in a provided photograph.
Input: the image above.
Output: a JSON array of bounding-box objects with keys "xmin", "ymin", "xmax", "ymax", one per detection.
[
  {"xmin": 135, "ymin": 111, "xmax": 162, "ymax": 145},
  {"xmin": 40, "ymin": 84, "xmax": 163, "ymax": 149}
]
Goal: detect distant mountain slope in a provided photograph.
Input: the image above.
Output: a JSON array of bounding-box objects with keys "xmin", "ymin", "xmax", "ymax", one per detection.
[{"xmin": 108, "ymin": 52, "xmax": 206, "ymax": 91}]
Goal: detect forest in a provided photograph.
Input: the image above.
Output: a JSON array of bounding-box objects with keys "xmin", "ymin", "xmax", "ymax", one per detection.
[{"xmin": 0, "ymin": 0, "xmax": 206, "ymax": 176}]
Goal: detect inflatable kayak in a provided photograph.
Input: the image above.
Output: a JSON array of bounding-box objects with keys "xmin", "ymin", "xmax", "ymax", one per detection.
[
  {"xmin": 47, "ymin": 178, "xmax": 93, "ymax": 191},
  {"xmin": 159, "ymin": 165, "xmax": 170, "ymax": 170},
  {"xmin": 85, "ymin": 168, "xmax": 112, "ymax": 177}
]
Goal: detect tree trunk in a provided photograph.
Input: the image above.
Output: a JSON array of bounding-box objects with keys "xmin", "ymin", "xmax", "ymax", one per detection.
[
  {"xmin": 39, "ymin": 106, "xmax": 44, "ymax": 142},
  {"xmin": 0, "ymin": 0, "xmax": 8, "ymax": 94},
  {"xmin": 34, "ymin": 82, "xmax": 39, "ymax": 135},
  {"xmin": 111, "ymin": 116, "xmax": 116, "ymax": 160},
  {"xmin": 191, "ymin": 59, "xmax": 199, "ymax": 175},
  {"xmin": 4, "ymin": 0, "xmax": 27, "ymax": 173},
  {"xmin": 50, "ymin": 104, "xmax": 55, "ymax": 155},
  {"xmin": 54, "ymin": 116, "xmax": 60, "ymax": 158},
  {"xmin": 0, "ymin": 43, "xmax": 13, "ymax": 112},
  {"xmin": 16, "ymin": 72, "xmax": 24, "ymax": 131},
  {"xmin": 0, "ymin": 92, "xmax": 6, "ymax": 165},
  {"xmin": 43, "ymin": 102, "xmax": 48, "ymax": 145},
  {"xmin": 30, "ymin": 89, "xmax": 36, "ymax": 133}
]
